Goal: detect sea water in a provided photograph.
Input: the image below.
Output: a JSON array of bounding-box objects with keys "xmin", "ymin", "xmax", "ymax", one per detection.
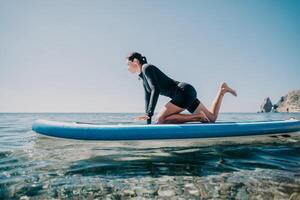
[{"xmin": 0, "ymin": 113, "xmax": 299, "ymax": 199}]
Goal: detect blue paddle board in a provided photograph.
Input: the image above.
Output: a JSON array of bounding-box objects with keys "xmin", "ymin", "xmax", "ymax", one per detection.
[{"xmin": 32, "ymin": 119, "xmax": 300, "ymax": 140}]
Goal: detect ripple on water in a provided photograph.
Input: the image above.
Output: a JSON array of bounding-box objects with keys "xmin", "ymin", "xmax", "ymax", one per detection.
[{"xmin": 0, "ymin": 113, "xmax": 300, "ymax": 199}]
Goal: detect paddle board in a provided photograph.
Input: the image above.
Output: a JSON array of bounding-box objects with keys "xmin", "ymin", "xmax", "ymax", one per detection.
[{"xmin": 32, "ymin": 119, "xmax": 300, "ymax": 140}]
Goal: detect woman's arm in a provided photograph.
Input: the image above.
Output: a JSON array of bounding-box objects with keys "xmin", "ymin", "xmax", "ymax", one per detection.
[
  {"xmin": 144, "ymin": 89, "xmax": 153, "ymax": 124},
  {"xmin": 147, "ymin": 88, "xmax": 160, "ymax": 118},
  {"xmin": 143, "ymin": 65, "xmax": 161, "ymax": 119},
  {"xmin": 144, "ymin": 89, "xmax": 150, "ymax": 114}
]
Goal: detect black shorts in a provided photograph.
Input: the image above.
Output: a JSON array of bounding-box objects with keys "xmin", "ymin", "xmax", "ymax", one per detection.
[{"xmin": 170, "ymin": 82, "xmax": 201, "ymax": 113}]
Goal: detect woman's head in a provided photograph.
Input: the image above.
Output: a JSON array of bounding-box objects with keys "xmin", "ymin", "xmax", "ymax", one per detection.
[{"xmin": 126, "ymin": 52, "xmax": 147, "ymax": 74}]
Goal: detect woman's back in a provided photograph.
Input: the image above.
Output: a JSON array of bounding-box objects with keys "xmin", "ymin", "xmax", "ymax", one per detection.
[{"xmin": 141, "ymin": 64, "xmax": 180, "ymax": 98}]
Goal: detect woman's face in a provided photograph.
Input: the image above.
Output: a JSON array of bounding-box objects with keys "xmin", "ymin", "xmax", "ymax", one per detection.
[{"xmin": 126, "ymin": 59, "xmax": 140, "ymax": 74}]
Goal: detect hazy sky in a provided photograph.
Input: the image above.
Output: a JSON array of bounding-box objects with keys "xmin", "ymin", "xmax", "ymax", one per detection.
[{"xmin": 0, "ymin": 0, "xmax": 299, "ymax": 113}]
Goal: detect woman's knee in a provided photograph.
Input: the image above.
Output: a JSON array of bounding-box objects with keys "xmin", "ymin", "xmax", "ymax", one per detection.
[
  {"xmin": 194, "ymin": 103, "xmax": 216, "ymax": 122},
  {"xmin": 209, "ymin": 116, "xmax": 216, "ymax": 123},
  {"xmin": 155, "ymin": 115, "xmax": 167, "ymax": 124}
]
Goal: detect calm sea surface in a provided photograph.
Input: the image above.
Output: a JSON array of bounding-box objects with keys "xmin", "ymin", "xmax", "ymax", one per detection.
[{"xmin": 0, "ymin": 113, "xmax": 300, "ymax": 199}]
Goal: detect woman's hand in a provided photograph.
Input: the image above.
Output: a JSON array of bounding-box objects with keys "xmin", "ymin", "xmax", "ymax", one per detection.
[{"xmin": 134, "ymin": 114, "xmax": 150, "ymax": 121}]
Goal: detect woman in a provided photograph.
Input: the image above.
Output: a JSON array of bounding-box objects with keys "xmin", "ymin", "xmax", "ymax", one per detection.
[{"xmin": 126, "ymin": 52, "xmax": 237, "ymax": 124}]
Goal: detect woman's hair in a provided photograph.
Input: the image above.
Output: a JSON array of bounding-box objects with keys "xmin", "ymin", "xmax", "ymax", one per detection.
[{"xmin": 127, "ymin": 52, "xmax": 148, "ymax": 65}]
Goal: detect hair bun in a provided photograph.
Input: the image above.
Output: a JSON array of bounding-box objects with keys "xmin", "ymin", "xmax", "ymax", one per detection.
[{"xmin": 127, "ymin": 52, "xmax": 147, "ymax": 64}]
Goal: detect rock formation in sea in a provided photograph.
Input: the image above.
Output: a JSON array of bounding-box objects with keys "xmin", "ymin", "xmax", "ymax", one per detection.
[
  {"xmin": 273, "ymin": 90, "xmax": 300, "ymax": 112},
  {"xmin": 259, "ymin": 97, "xmax": 273, "ymax": 113}
]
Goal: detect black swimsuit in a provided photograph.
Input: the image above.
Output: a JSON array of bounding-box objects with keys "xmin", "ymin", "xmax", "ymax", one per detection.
[{"xmin": 139, "ymin": 64, "xmax": 201, "ymax": 124}]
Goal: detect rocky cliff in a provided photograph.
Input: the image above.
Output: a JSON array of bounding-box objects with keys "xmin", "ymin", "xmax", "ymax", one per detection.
[
  {"xmin": 260, "ymin": 90, "xmax": 300, "ymax": 113},
  {"xmin": 274, "ymin": 90, "xmax": 300, "ymax": 112}
]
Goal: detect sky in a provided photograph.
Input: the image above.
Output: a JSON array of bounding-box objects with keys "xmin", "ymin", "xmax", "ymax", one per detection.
[{"xmin": 0, "ymin": 0, "xmax": 299, "ymax": 113}]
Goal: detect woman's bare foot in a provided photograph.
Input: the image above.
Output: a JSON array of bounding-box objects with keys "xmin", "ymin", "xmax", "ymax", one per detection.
[
  {"xmin": 196, "ymin": 111, "xmax": 210, "ymax": 123},
  {"xmin": 220, "ymin": 82, "xmax": 237, "ymax": 96}
]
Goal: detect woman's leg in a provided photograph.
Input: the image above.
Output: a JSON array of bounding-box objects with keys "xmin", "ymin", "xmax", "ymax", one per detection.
[
  {"xmin": 162, "ymin": 112, "xmax": 210, "ymax": 124},
  {"xmin": 193, "ymin": 82, "xmax": 237, "ymax": 122},
  {"xmin": 155, "ymin": 102, "xmax": 210, "ymax": 124}
]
